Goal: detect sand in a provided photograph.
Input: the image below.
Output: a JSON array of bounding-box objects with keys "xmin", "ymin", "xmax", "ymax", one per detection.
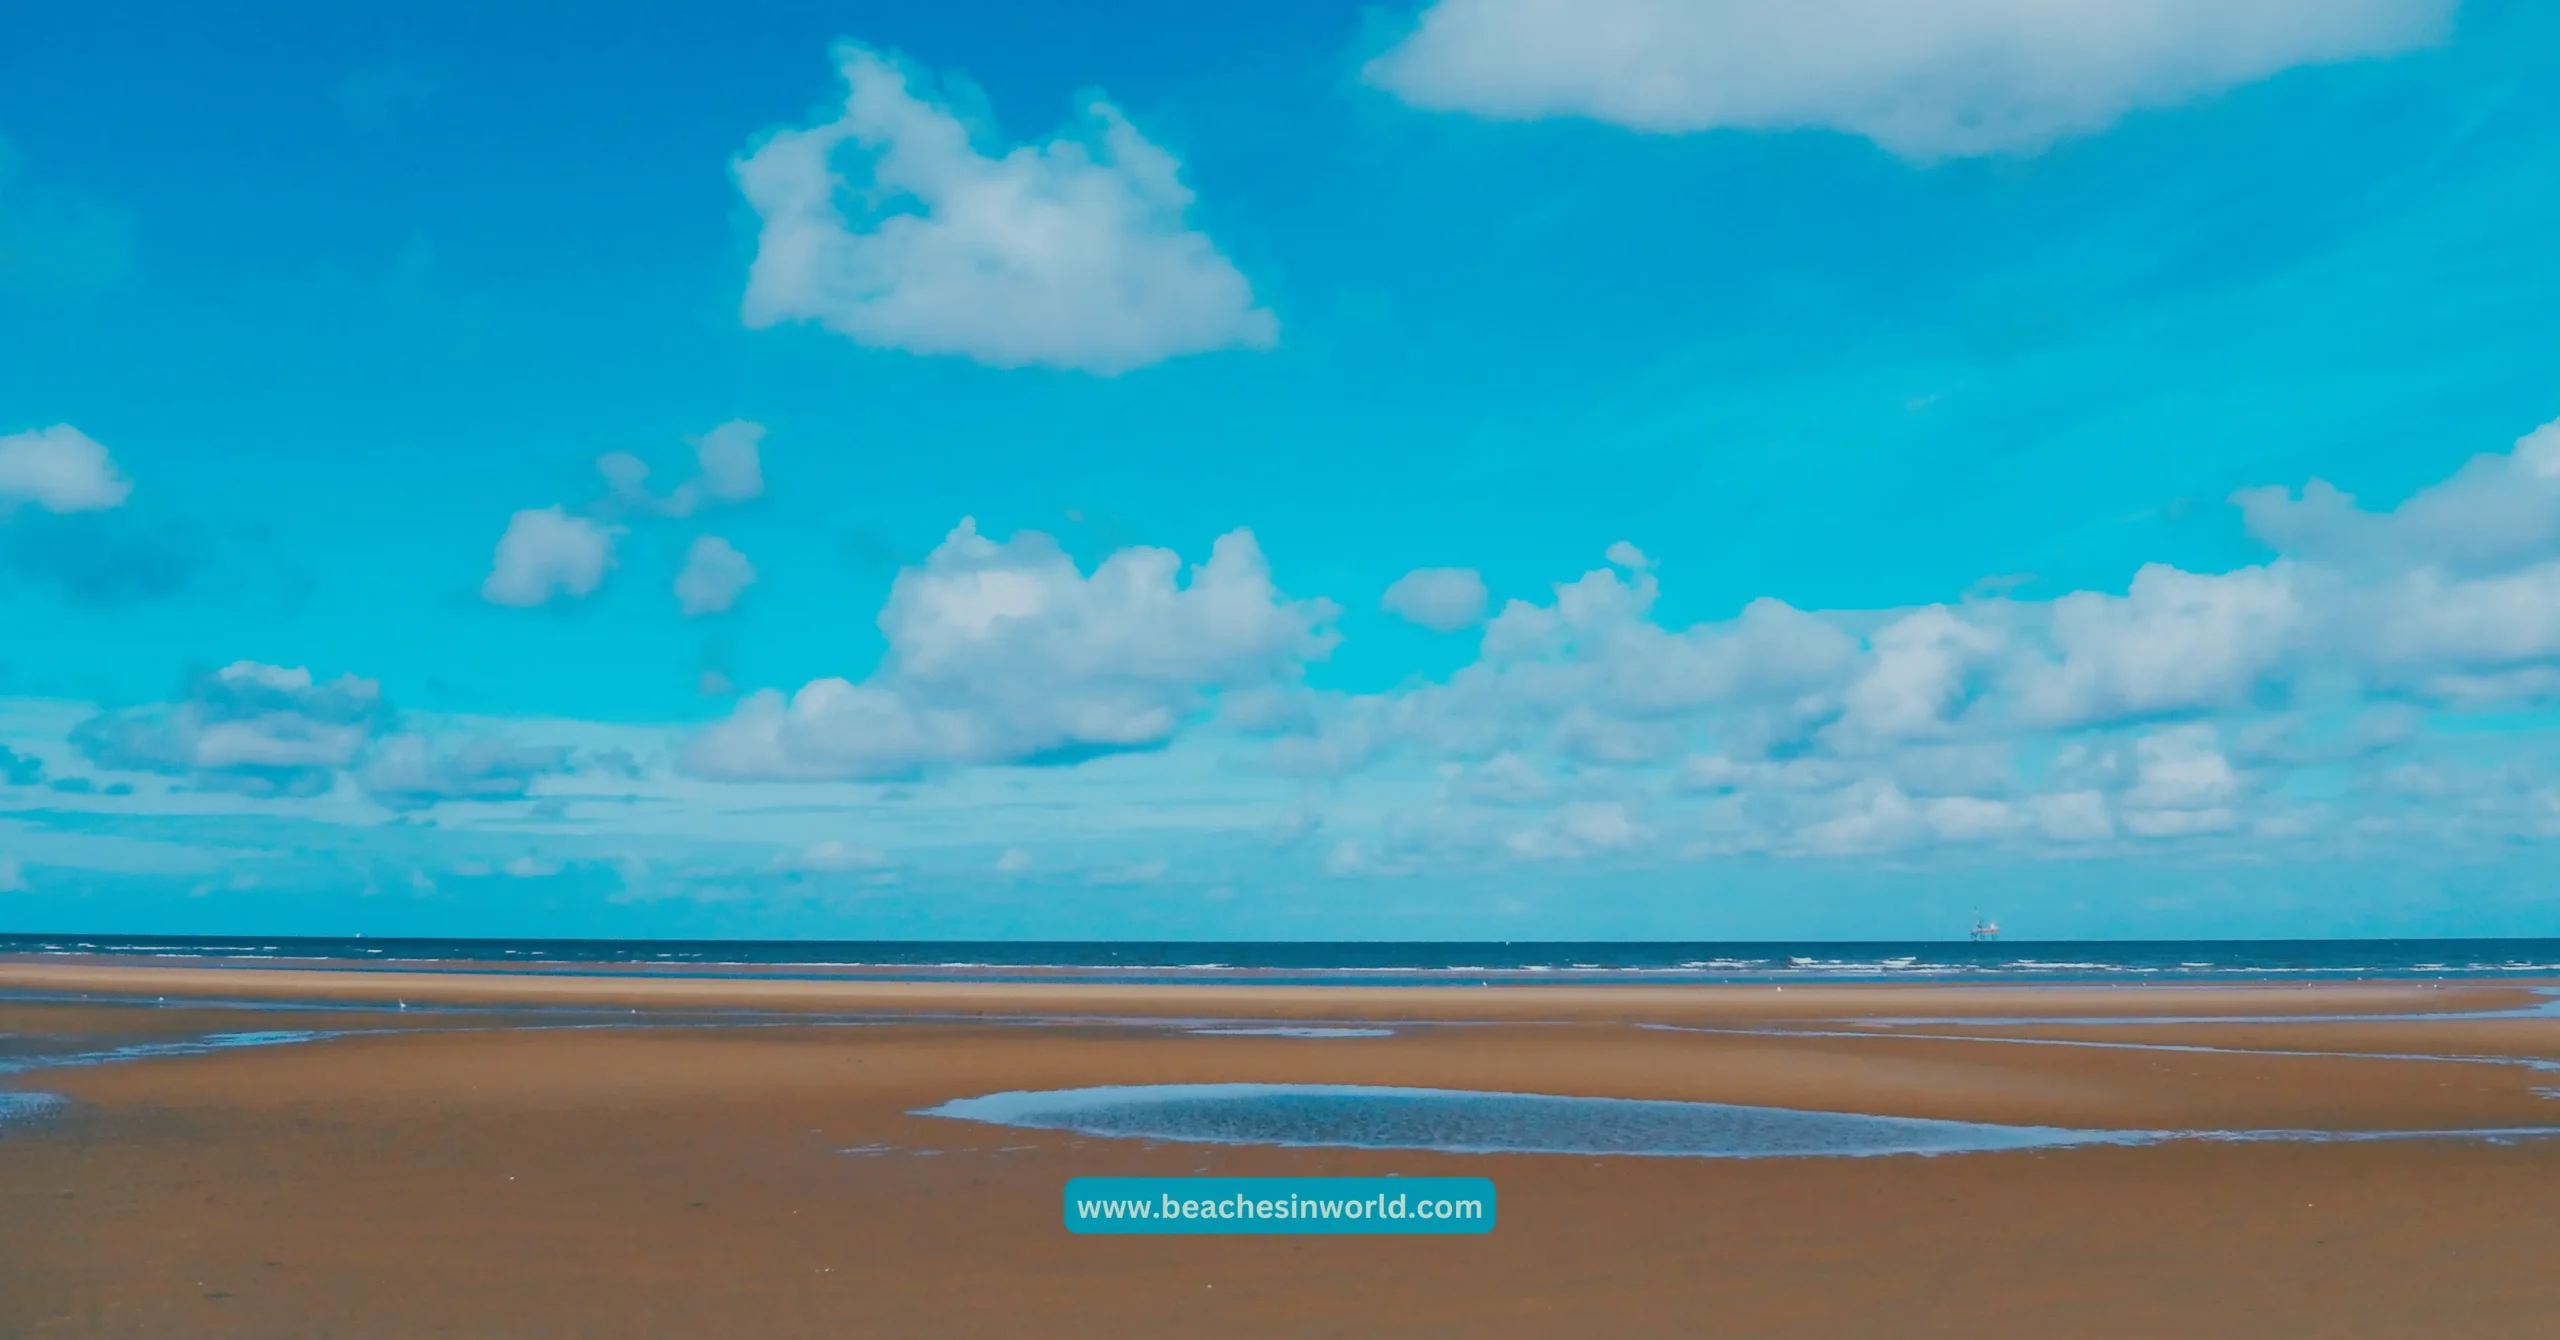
[{"xmin": 4, "ymin": 961, "xmax": 2558, "ymax": 1338}]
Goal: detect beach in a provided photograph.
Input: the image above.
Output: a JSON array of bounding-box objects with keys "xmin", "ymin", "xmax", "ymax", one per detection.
[{"xmin": 5, "ymin": 961, "xmax": 2559, "ymax": 1337}]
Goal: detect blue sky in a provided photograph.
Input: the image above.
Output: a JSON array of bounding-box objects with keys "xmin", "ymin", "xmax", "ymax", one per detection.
[{"xmin": 5, "ymin": 0, "xmax": 2560, "ymax": 939}]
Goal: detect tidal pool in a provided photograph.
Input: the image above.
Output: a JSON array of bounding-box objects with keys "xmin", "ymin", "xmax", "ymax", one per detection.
[
  {"xmin": 1182, "ymin": 1027, "xmax": 1396, "ymax": 1038},
  {"xmin": 916, "ymin": 1083, "xmax": 2125, "ymax": 1158}
]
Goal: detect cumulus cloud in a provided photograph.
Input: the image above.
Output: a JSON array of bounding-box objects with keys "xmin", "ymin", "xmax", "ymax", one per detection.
[
  {"xmin": 1351, "ymin": 562, "xmax": 1860, "ymax": 766},
  {"xmin": 1824, "ymin": 605, "xmax": 2005, "ymax": 748},
  {"xmin": 688, "ymin": 518, "xmax": 1337, "ymax": 779},
  {"xmin": 1456, "ymin": 751, "xmax": 1552, "ymax": 804},
  {"xmin": 1505, "ymin": 800, "xmax": 1641, "ymax": 859},
  {"xmin": 1382, "ymin": 566, "xmax": 1489, "ymax": 631},
  {"xmin": 688, "ymin": 421, "xmax": 766, "ymax": 505},
  {"xmin": 734, "ymin": 44, "xmax": 1275, "ymax": 373},
  {"xmin": 1787, "ymin": 782, "xmax": 2018, "ymax": 855},
  {"xmin": 70, "ymin": 661, "xmax": 569, "ymax": 808},
  {"xmin": 73, "ymin": 662, "xmax": 386, "ymax": 798},
  {"xmin": 2013, "ymin": 562, "xmax": 2301, "ymax": 727},
  {"xmin": 1247, "ymin": 412, "xmax": 2560, "ymax": 868},
  {"xmin": 2122, "ymin": 723, "xmax": 2241, "ymax": 812},
  {"xmin": 1366, "ymin": 0, "xmax": 2451, "ymax": 159},
  {"xmin": 2238, "ymin": 418, "xmax": 2560, "ymax": 574},
  {"xmin": 2029, "ymin": 789, "xmax": 2115, "ymax": 842},
  {"xmin": 600, "ymin": 420, "xmax": 767, "ymax": 518},
  {"xmin": 356, "ymin": 735, "xmax": 571, "ymax": 811},
  {"xmin": 0, "ymin": 424, "xmax": 131, "ymax": 512},
  {"xmin": 482, "ymin": 506, "xmax": 619, "ymax": 607},
  {"xmin": 675, "ymin": 536, "xmax": 757, "ymax": 616}
]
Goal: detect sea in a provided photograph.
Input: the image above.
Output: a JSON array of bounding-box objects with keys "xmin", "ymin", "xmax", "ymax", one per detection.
[{"xmin": 6, "ymin": 935, "xmax": 2560, "ymax": 987}]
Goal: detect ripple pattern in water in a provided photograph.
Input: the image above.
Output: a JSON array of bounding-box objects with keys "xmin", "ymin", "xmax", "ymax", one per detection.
[{"xmin": 917, "ymin": 1083, "xmax": 2120, "ymax": 1158}]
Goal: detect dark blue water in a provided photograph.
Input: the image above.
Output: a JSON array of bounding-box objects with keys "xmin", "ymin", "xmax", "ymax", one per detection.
[{"xmin": 6, "ymin": 935, "xmax": 2560, "ymax": 985}]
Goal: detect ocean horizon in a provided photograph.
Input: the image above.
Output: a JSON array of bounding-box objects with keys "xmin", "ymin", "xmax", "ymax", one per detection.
[{"xmin": 10, "ymin": 935, "xmax": 2560, "ymax": 986}]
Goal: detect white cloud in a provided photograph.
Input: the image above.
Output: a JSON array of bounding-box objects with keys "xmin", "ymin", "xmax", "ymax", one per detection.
[
  {"xmin": 1560, "ymin": 800, "xmax": 1640, "ymax": 847},
  {"xmin": 686, "ymin": 420, "xmax": 765, "ymax": 507},
  {"xmin": 1246, "ymin": 407, "xmax": 2560, "ymax": 867},
  {"xmin": 2238, "ymin": 416, "xmax": 2560, "ymax": 574},
  {"xmin": 2123, "ymin": 723, "xmax": 2240, "ymax": 810},
  {"xmin": 1792, "ymin": 781, "xmax": 1929, "ymax": 855},
  {"xmin": 1506, "ymin": 800, "xmax": 1642, "ymax": 859},
  {"xmin": 357, "ymin": 734, "xmax": 569, "ymax": 811},
  {"xmin": 68, "ymin": 662, "xmax": 570, "ymax": 810},
  {"xmin": 1366, "ymin": 0, "xmax": 2450, "ymax": 159},
  {"xmin": 51, "ymin": 408, "xmax": 2560, "ymax": 881},
  {"xmin": 73, "ymin": 662, "xmax": 385, "ymax": 798},
  {"xmin": 1921, "ymin": 794, "xmax": 2015, "ymax": 842},
  {"xmin": 1270, "ymin": 563, "xmax": 1865, "ymax": 781},
  {"xmin": 734, "ymin": 45, "xmax": 1275, "ymax": 373},
  {"xmin": 688, "ymin": 519, "xmax": 1338, "ymax": 779},
  {"xmin": 1784, "ymin": 781, "xmax": 2017, "ymax": 855},
  {"xmin": 2014, "ymin": 562, "xmax": 2301, "ymax": 727},
  {"xmin": 501, "ymin": 855, "xmax": 562, "ymax": 879},
  {"xmin": 0, "ymin": 424, "xmax": 131, "ymax": 512},
  {"xmin": 1382, "ymin": 566, "xmax": 1490, "ymax": 631},
  {"xmin": 2355, "ymin": 564, "xmax": 2560, "ymax": 688},
  {"xmin": 2029, "ymin": 789, "xmax": 2115, "ymax": 841},
  {"xmin": 675, "ymin": 536, "xmax": 757, "ymax": 616},
  {"xmin": 482, "ymin": 506, "xmax": 619, "ymax": 607},
  {"xmin": 0, "ymin": 857, "xmax": 24, "ymax": 892},
  {"xmin": 1825, "ymin": 605, "xmax": 2004, "ymax": 748},
  {"xmin": 601, "ymin": 420, "xmax": 768, "ymax": 518},
  {"xmin": 1679, "ymin": 753, "xmax": 1846, "ymax": 795},
  {"xmin": 1456, "ymin": 751, "xmax": 1552, "ymax": 804}
]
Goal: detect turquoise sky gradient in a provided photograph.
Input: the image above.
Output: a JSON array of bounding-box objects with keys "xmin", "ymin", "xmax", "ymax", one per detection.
[{"xmin": 5, "ymin": 0, "xmax": 2560, "ymax": 938}]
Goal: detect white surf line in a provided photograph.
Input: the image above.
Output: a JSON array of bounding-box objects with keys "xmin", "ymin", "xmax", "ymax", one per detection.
[
  {"xmin": 1813, "ymin": 987, "xmax": 2560, "ymax": 1031},
  {"xmin": 1636, "ymin": 1022, "xmax": 2560, "ymax": 1075}
]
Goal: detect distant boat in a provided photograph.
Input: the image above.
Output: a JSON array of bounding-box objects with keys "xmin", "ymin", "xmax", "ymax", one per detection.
[{"xmin": 1970, "ymin": 918, "xmax": 2001, "ymax": 942}]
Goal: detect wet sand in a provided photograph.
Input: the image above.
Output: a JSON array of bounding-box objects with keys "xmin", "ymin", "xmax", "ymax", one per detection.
[{"xmin": 4, "ymin": 962, "xmax": 2558, "ymax": 1337}]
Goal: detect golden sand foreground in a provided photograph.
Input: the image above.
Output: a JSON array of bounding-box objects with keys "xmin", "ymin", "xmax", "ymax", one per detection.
[{"xmin": 4, "ymin": 962, "xmax": 2559, "ymax": 1338}]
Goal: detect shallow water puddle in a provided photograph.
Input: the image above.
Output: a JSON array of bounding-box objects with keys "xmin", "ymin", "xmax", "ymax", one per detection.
[
  {"xmin": 917, "ymin": 1083, "xmax": 2560, "ymax": 1159},
  {"xmin": 0, "ymin": 1090, "xmax": 66, "ymax": 1130},
  {"xmin": 917, "ymin": 1083, "xmax": 2115, "ymax": 1158},
  {"xmin": 0, "ymin": 1028, "xmax": 351, "ymax": 1137},
  {"xmin": 1183, "ymin": 1027, "xmax": 1396, "ymax": 1039},
  {"xmin": 0, "ymin": 1028, "xmax": 343, "ymax": 1076}
]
